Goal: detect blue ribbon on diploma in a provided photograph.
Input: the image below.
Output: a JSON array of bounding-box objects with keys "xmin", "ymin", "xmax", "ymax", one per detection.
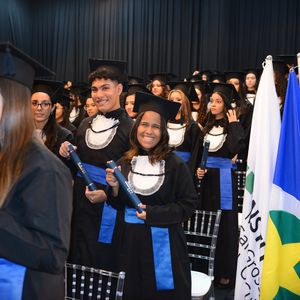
[
  {"xmin": 0, "ymin": 258, "xmax": 26, "ymax": 300},
  {"xmin": 68, "ymin": 144, "xmax": 97, "ymax": 191},
  {"xmin": 124, "ymin": 208, "xmax": 174, "ymax": 291},
  {"xmin": 107, "ymin": 160, "xmax": 144, "ymax": 213},
  {"xmin": 206, "ymin": 156, "xmax": 234, "ymax": 210}
]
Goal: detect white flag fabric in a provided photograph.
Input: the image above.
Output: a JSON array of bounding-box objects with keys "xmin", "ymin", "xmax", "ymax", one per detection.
[{"xmin": 234, "ymin": 56, "xmax": 281, "ymax": 300}]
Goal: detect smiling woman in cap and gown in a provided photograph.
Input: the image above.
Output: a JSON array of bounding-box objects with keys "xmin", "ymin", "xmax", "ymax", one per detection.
[
  {"xmin": 147, "ymin": 72, "xmax": 175, "ymax": 98},
  {"xmin": 106, "ymin": 91, "xmax": 197, "ymax": 300},
  {"xmin": 59, "ymin": 59, "xmax": 133, "ymax": 272},
  {"xmin": 196, "ymin": 82, "xmax": 245, "ymax": 288},
  {"xmin": 0, "ymin": 42, "xmax": 73, "ymax": 300}
]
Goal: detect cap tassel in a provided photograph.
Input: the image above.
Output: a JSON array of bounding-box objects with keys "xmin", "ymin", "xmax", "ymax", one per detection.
[{"xmin": 2, "ymin": 46, "xmax": 16, "ymax": 76}]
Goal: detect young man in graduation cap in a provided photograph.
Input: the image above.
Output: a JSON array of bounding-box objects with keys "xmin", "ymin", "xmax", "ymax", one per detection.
[
  {"xmin": 59, "ymin": 59, "xmax": 133, "ymax": 271},
  {"xmin": 0, "ymin": 42, "xmax": 73, "ymax": 299}
]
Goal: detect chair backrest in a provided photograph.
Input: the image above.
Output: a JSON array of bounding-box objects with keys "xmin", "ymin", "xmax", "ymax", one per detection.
[
  {"xmin": 65, "ymin": 263, "xmax": 125, "ymax": 300},
  {"xmin": 183, "ymin": 210, "xmax": 221, "ymax": 279}
]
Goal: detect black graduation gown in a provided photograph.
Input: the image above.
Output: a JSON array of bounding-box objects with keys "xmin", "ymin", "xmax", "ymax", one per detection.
[
  {"xmin": 108, "ymin": 154, "xmax": 198, "ymax": 300},
  {"xmin": 70, "ymin": 106, "xmax": 87, "ymax": 128},
  {"xmin": 0, "ymin": 140, "xmax": 73, "ymax": 300},
  {"xmin": 68, "ymin": 108, "xmax": 133, "ymax": 271},
  {"xmin": 199, "ymin": 119, "xmax": 245, "ymax": 281},
  {"xmin": 167, "ymin": 118, "xmax": 202, "ymax": 176}
]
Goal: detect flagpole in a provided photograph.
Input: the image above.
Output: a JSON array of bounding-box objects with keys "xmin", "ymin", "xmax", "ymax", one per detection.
[{"xmin": 297, "ymin": 52, "xmax": 300, "ymax": 85}]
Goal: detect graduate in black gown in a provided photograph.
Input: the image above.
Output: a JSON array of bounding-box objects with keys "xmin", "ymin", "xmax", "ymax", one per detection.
[
  {"xmin": 31, "ymin": 79, "xmax": 74, "ymax": 162},
  {"xmin": 197, "ymin": 83, "xmax": 245, "ymax": 288},
  {"xmin": 0, "ymin": 42, "xmax": 73, "ymax": 300},
  {"xmin": 59, "ymin": 59, "xmax": 133, "ymax": 271},
  {"xmin": 55, "ymin": 92, "xmax": 77, "ymax": 135},
  {"xmin": 106, "ymin": 92, "xmax": 198, "ymax": 300},
  {"xmin": 167, "ymin": 81, "xmax": 202, "ymax": 176}
]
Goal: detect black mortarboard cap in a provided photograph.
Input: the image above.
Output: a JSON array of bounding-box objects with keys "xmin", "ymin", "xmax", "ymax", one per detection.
[
  {"xmin": 133, "ymin": 92, "xmax": 180, "ymax": 121},
  {"xmin": 199, "ymin": 70, "xmax": 212, "ymax": 81},
  {"xmin": 243, "ymin": 68, "xmax": 262, "ymax": 78},
  {"xmin": 210, "ymin": 71, "xmax": 225, "ymax": 83},
  {"xmin": 56, "ymin": 92, "xmax": 71, "ymax": 109},
  {"xmin": 224, "ymin": 71, "xmax": 245, "ymax": 82},
  {"xmin": 127, "ymin": 75, "xmax": 144, "ymax": 85},
  {"xmin": 208, "ymin": 82, "xmax": 240, "ymax": 109},
  {"xmin": 69, "ymin": 82, "xmax": 89, "ymax": 96},
  {"xmin": 168, "ymin": 81, "xmax": 198, "ymax": 102},
  {"xmin": 191, "ymin": 80, "xmax": 209, "ymax": 94},
  {"xmin": 273, "ymin": 60, "xmax": 289, "ymax": 75},
  {"xmin": 32, "ymin": 79, "xmax": 63, "ymax": 103},
  {"xmin": 127, "ymin": 83, "xmax": 151, "ymax": 95},
  {"xmin": 148, "ymin": 72, "xmax": 176, "ymax": 85},
  {"xmin": 187, "ymin": 73, "xmax": 202, "ymax": 82},
  {"xmin": 0, "ymin": 41, "xmax": 55, "ymax": 89},
  {"xmin": 89, "ymin": 58, "xmax": 127, "ymax": 83}
]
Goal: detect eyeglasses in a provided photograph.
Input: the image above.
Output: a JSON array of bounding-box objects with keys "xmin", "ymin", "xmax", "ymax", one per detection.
[{"xmin": 31, "ymin": 101, "xmax": 52, "ymax": 109}]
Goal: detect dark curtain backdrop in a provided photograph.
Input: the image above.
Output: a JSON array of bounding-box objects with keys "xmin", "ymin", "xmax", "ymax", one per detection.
[{"xmin": 1, "ymin": 0, "xmax": 300, "ymax": 82}]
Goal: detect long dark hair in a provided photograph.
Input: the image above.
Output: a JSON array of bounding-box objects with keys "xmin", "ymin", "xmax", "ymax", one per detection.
[
  {"xmin": 124, "ymin": 112, "xmax": 172, "ymax": 164},
  {"xmin": 42, "ymin": 105, "xmax": 59, "ymax": 152},
  {"xmin": 0, "ymin": 78, "xmax": 34, "ymax": 207},
  {"xmin": 202, "ymin": 92, "xmax": 229, "ymax": 135}
]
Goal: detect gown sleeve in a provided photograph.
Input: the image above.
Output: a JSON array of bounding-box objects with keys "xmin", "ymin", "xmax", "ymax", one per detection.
[{"xmin": 0, "ymin": 167, "xmax": 73, "ymax": 274}]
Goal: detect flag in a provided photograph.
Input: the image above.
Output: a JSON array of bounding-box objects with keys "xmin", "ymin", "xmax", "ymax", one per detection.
[
  {"xmin": 234, "ymin": 56, "xmax": 281, "ymax": 300},
  {"xmin": 260, "ymin": 70, "xmax": 300, "ymax": 299}
]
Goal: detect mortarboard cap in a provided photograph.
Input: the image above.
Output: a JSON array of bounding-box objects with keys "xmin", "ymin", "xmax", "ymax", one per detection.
[
  {"xmin": 224, "ymin": 71, "xmax": 245, "ymax": 82},
  {"xmin": 243, "ymin": 68, "xmax": 262, "ymax": 78},
  {"xmin": 88, "ymin": 58, "xmax": 127, "ymax": 83},
  {"xmin": 127, "ymin": 83, "xmax": 151, "ymax": 95},
  {"xmin": 127, "ymin": 75, "xmax": 144, "ymax": 85},
  {"xmin": 0, "ymin": 41, "xmax": 55, "ymax": 89},
  {"xmin": 133, "ymin": 91, "xmax": 180, "ymax": 121},
  {"xmin": 32, "ymin": 79, "xmax": 63, "ymax": 103},
  {"xmin": 198, "ymin": 70, "xmax": 212, "ymax": 81},
  {"xmin": 168, "ymin": 81, "xmax": 198, "ymax": 102},
  {"xmin": 210, "ymin": 71, "xmax": 225, "ymax": 83},
  {"xmin": 187, "ymin": 73, "xmax": 202, "ymax": 82},
  {"xmin": 148, "ymin": 72, "xmax": 176, "ymax": 85},
  {"xmin": 56, "ymin": 92, "xmax": 72, "ymax": 109},
  {"xmin": 208, "ymin": 82, "xmax": 240, "ymax": 109},
  {"xmin": 191, "ymin": 80, "xmax": 209, "ymax": 94}
]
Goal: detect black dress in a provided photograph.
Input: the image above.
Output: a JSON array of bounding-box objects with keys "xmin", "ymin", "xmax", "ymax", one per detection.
[
  {"xmin": 0, "ymin": 140, "xmax": 73, "ymax": 300},
  {"xmin": 167, "ymin": 118, "xmax": 202, "ymax": 175},
  {"xmin": 199, "ymin": 119, "xmax": 245, "ymax": 281},
  {"xmin": 68, "ymin": 108, "xmax": 133, "ymax": 271},
  {"xmin": 108, "ymin": 153, "xmax": 198, "ymax": 300}
]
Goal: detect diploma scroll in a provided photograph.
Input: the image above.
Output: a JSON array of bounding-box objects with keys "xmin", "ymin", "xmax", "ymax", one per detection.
[
  {"xmin": 197, "ymin": 140, "xmax": 210, "ymax": 194},
  {"xmin": 107, "ymin": 160, "xmax": 144, "ymax": 213},
  {"xmin": 67, "ymin": 144, "xmax": 97, "ymax": 191}
]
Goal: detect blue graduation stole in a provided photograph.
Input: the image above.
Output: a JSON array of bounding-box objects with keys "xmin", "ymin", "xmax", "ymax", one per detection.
[
  {"xmin": 124, "ymin": 208, "xmax": 175, "ymax": 291},
  {"xmin": 206, "ymin": 157, "xmax": 234, "ymax": 210},
  {"xmin": 77, "ymin": 163, "xmax": 117, "ymax": 244},
  {"xmin": 174, "ymin": 150, "xmax": 191, "ymax": 163},
  {"xmin": 0, "ymin": 258, "xmax": 26, "ymax": 300}
]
